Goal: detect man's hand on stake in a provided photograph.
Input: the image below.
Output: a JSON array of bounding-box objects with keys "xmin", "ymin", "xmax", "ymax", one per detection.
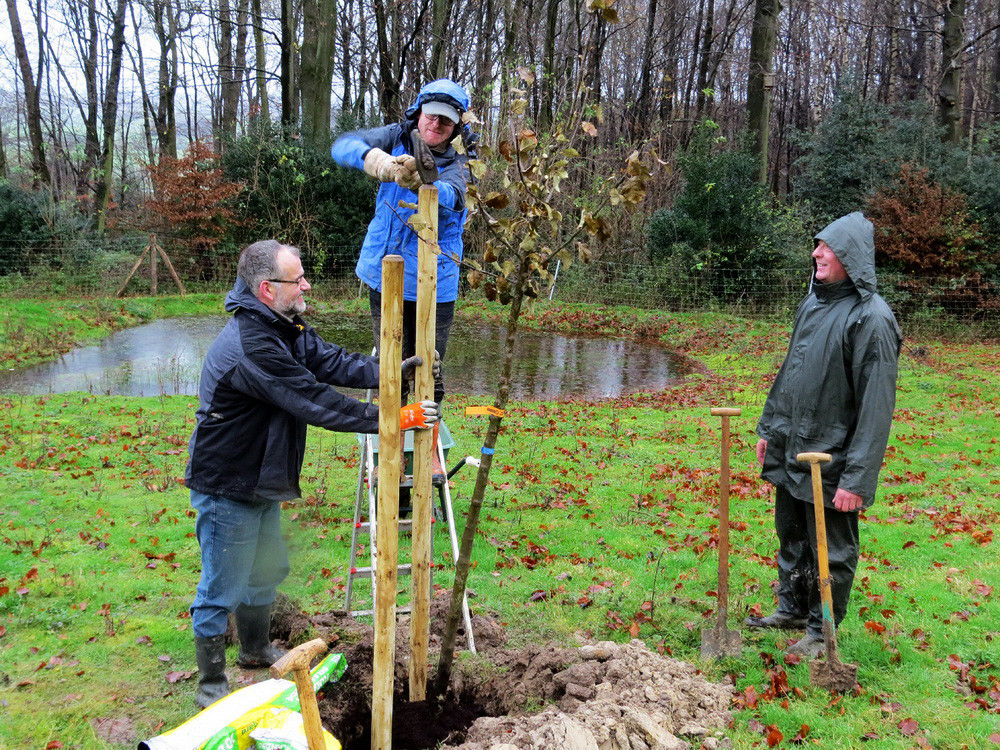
[
  {"xmin": 400, "ymin": 400, "xmax": 440, "ymax": 431},
  {"xmin": 400, "ymin": 355, "xmax": 423, "ymax": 382},
  {"xmin": 432, "ymin": 350, "xmax": 442, "ymax": 380}
]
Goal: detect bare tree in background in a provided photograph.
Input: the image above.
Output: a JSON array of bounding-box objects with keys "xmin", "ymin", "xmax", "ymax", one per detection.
[{"xmin": 6, "ymin": 0, "xmax": 52, "ymax": 185}]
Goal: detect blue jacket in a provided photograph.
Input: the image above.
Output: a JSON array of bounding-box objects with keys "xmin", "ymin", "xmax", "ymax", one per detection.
[
  {"xmin": 186, "ymin": 279, "xmax": 379, "ymax": 503},
  {"xmin": 332, "ymin": 79, "xmax": 472, "ymax": 303}
]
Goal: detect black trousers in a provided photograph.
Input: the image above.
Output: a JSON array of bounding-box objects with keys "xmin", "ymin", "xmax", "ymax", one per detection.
[
  {"xmin": 774, "ymin": 484, "xmax": 860, "ymax": 638},
  {"xmin": 368, "ymin": 286, "xmax": 455, "ymax": 404}
]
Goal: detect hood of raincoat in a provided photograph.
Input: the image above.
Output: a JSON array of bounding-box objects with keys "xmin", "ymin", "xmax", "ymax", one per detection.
[
  {"xmin": 813, "ymin": 211, "xmax": 878, "ymax": 300},
  {"xmin": 404, "ymin": 79, "xmax": 470, "ymax": 122},
  {"xmin": 402, "ymin": 79, "xmax": 478, "ymax": 158}
]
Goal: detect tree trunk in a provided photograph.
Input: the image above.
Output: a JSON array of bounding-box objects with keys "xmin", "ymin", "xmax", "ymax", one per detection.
[
  {"xmin": 94, "ymin": 0, "xmax": 127, "ymax": 233},
  {"xmin": 300, "ymin": 0, "xmax": 337, "ymax": 145},
  {"xmin": 127, "ymin": 2, "xmax": 156, "ymax": 165},
  {"xmin": 251, "ymin": 0, "xmax": 270, "ymax": 121},
  {"xmin": 429, "ymin": 0, "xmax": 453, "ymax": 79},
  {"xmin": 746, "ymin": 0, "xmax": 781, "ymax": 184},
  {"xmin": 6, "ymin": 0, "xmax": 51, "ymax": 185},
  {"xmin": 280, "ymin": 0, "xmax": 296, "ymax": 125},
  {"xmin": 939, "ymin": 0, "xmax": 966, "ymax": 144},
  {"xmin": 435, "ymin": 272, "xmax": 525, "ymax": 695},
  {"xmin": 0, "ymin": 113, "xmax": 7, "ymax": 178},
  {"xmin": 540, "ymin": 0, "xmax": 560, "ymax": 130},
  {"xmin": 694, "ymin": 0, "xmax": 715, "ymax": 119},
  {"xmin": 151, "ymin": 0, "xmax": 181, "ymax": 160}
]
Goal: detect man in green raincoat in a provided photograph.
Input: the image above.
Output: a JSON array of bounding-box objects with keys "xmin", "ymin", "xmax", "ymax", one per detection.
[{"xmin": 748, "ymin": 212, "xmax": 902, "ymax": 658}]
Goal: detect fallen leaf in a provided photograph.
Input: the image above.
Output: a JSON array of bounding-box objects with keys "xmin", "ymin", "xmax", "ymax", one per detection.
[
  {"xmin": 765, "ymin": 724, "xmax": 783, "ymax": 747},
  {"xmin": 899, "ymin": 717, "xmax": 919, "ymax": 736}
]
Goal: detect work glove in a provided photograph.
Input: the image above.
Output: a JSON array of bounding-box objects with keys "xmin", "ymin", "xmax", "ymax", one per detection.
[
  {"xmin": 400, "ymin": 355, "xmax": 423, "ymax": 382},
  {"xmin": 431, "ymin": 350, "xmax": 441, "ymax": 380},
  {"xmin": 363, "ymin": 148, "xmax": 400, "ymax": 182},
  {"xmin": 394, "ymin": 154, "xmax": 423, "ymax": 191},
  {"xmin": 400, "ymin": 400, "xmax": 439, "ymax": 431}
]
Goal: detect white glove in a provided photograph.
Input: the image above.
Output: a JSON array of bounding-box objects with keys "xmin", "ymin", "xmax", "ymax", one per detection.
[
  {"xmin": 394, "ymin": 154, "xmax": 422, "ymax": 190},
  {"xmin": 363, "ymin": 148, "xmax": 398, "ymax": 182}
]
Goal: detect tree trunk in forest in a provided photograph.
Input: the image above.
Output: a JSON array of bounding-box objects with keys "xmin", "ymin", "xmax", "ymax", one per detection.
[
  {"xmin": 127, "ymin": 2, "xmax": 156, "ymax": 165},
  {"xmin": 540, "ymin": 0, "xmax": 560, "ymax": 130},
  {"xmin": 747, "ymin": 0, "xmax": 780, "ymax": 184},
  {"xmin": 939, "ymin": 0, "xmax": 966, "ymax": 144},
  {"xmin": 301, "ymin": 0, "xmax": 337, "ymax": 145},
  {"xmin": 472, "ymin": 0, "xmax": 496, "ymax": 115},
  {"xmin": 218, "ymin": 0, "xmax": 249, "ymax": 143},
  {"xmin": 6, "ymin": 0, "xmax": 51, "ymax": 186},
  {"xmin": 280, "ymin": 0, "xmax": 296, "ymax": 126},
  {"xmin": 0, "ymin": 114, "xmax": 7, "ymax": 178},
  {"xmin": 429, "ymin": 0, "xmax": 453, "ymax": 80},
  {"xmin": 694, "ymin": 0, "xmax": 715, "ymax": 120},
  {"xmin": 633, "ymin": 0, "xmax": 659, "ymax": 137},
  {"xmin": 94, "ymin": 0, "xmax": 127, "ymax": 232},
  {"xmin": 251, "ymin": 0, "xmax": 270, "ymax": 121},
  {"xmin": 151, "ymin": 0, "xmax": 181, "ymax": 160}
]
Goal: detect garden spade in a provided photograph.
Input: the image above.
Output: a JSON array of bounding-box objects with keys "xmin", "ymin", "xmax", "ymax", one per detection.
[
  {"xmin": 269, "ymin": 638, "xmax": 329, "ymax": 750},
  {"xmin": 797, "ymin": 451, "xmax": 859, "ymax": 692},
  {"xmin": 701, "ymin": 407, "xmax": 743, "ymax": 659}
]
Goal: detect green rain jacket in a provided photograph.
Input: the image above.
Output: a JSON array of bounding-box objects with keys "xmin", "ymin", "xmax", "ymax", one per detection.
[{"xmin": 757, "ymin": 212, "xmax": 902, "ymax": 508}]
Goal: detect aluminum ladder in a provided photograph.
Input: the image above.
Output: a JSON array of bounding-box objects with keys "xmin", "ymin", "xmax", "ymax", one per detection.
[{"xmin": 345, "ymin": 422, "xmax": 477, "ymax": 653}]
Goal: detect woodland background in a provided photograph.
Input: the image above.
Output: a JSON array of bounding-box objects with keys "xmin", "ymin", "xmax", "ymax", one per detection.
[{"xmin": 1, "ymin": 0, "xmax": 998, "ymax": 327}]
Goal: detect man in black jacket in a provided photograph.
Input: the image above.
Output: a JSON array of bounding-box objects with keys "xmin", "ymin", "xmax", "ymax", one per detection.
[
  {"xmin": 748, "ymin": 213, "xmax": 902, "ymax": 658},
  {"xmin": 186, "ymin": 240, "xmax": 437, "ymax": 707}
]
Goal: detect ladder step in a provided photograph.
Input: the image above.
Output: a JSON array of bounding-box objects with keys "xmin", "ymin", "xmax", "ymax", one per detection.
[
  {"xmin": 349, "ymin": 563, "xmax": 412, "ymax": 579},
  {"xmin": 354, "ymin": 518, "xmax": 437, "ymax": 534}
]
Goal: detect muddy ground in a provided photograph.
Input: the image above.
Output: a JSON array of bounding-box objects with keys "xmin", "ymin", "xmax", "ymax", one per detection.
[{"xmin": 263, "ymin": 591, "xmax": 734, "ymax": 750}]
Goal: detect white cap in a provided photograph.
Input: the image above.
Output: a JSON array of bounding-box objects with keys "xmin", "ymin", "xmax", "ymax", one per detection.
[{"xmin": 421, "ymin": 101, "xmax": 460, "ymax": 124}]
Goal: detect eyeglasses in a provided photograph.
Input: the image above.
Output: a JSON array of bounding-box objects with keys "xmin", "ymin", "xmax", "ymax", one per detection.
[
  {"xmin": 421, "ymin": 113, "xmax": 454, "ymax": 125},
  {"xmin": 267, "ymin": 275, "xmax": 307, "ymax": 285}
]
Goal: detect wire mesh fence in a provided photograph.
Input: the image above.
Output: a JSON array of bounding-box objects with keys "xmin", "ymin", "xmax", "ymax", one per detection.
[{"xmin": 0, "ymin": 240, "xmax": 996, "ymax": 338}]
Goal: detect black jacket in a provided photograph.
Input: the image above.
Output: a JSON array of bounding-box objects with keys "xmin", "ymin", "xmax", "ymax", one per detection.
[
  {"xmin": 186, "ymin": 280, "xmax": 379, "ymax": 503},
  {"xmin": 757, "ymin": 212, "xmax": 902, "ymax": 508}
]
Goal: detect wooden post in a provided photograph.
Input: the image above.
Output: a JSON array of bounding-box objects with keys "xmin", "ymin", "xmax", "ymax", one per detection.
[
  {"xmin": 409, "ymin": 183, "xmax": 439, "ymax": 701},
  {"xmin": 372, "ymin": 255, "xmax": 404, "ymax": 750},
  {"xmin": 150, "ymin": 236, "xmax": 158, "ymax": 295}
]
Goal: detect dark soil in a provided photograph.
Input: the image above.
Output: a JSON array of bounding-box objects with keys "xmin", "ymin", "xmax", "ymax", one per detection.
[{"xmin": 265, "ymin": 591, "xmax": 734, "ymax": 750}]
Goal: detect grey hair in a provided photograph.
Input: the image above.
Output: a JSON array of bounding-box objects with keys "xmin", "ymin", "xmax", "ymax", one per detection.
[{"xmin": 237, "ymin": 240, "xmax": 300, "ymax": 292}]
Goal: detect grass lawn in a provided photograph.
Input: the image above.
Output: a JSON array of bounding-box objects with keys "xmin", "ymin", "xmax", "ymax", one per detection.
[{"xmin": 0, "ymin": 295, "xmax": 997, "ymax": 749}]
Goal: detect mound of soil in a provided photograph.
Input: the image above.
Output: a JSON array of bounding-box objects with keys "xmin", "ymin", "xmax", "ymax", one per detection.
[{"xmin": 277, "ymin": 592, "xmax": 733, "ymax": 750}]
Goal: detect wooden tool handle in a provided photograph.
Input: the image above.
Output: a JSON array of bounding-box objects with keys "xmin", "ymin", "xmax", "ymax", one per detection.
[
  {"xmin": 710, "ymin": 407, "xmax": 742, "ymax": 417},
  {"xmin": 269, "ymin": 638, "xmax": 329, "ymax": 680},
  {"xmin": 796, "ymin": 451, "xmax": 832, "ymax": 464}
]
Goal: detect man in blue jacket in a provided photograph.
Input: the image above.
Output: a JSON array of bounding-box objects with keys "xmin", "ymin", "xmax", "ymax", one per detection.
[
  {"xmin": 332, "ymin": 80, "xmax": 475, "ymax": 460},
  {"xmin": 186, "ymin": 239, "xmax": 438, "ymax": 707},
  {"xmin": 749, "ymin": 213, "xmax": 902, "ymax": 658}
]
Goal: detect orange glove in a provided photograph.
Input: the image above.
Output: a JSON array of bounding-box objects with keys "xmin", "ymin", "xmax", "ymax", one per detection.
[{"xmin": 400, "ymin": 400, "xmax": 440, "ymax": 431}]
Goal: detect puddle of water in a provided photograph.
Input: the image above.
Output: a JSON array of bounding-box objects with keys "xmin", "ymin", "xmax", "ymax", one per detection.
[{"xmin": 0, "ymin": 314, "xmax": 692, "ymax": 399}]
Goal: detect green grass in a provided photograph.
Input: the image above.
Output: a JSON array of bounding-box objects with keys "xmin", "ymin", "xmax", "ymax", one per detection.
[{"xmin": 0, "ymin": 297, "xmax": 997, "ymax": 749}]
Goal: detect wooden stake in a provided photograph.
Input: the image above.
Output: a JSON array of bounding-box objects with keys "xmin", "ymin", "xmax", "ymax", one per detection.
[
  {"xmin": 409, "ymin": 183, "xmax": 439, "ymax": 701},
  {"xmin": 372, "ymin": 255, "xmax": 404, "ymax": 750}
]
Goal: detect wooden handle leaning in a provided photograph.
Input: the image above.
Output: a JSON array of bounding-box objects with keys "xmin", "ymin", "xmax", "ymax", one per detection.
[
  {"xmin": 269, "ymin": 638, "xmax": 329, "ymax": 679},
  {"xmin": 710, "ymin": 407, "xmax": 742, "ymax": 417},
  {"xmin": 796, "ymin": 452, "xmax": 832, "ymax": 464}
]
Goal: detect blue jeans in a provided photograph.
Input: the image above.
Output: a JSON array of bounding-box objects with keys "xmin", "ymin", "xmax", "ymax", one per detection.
[{"xmin": 190, "ymin": 490, "xmax": 289, "ymax": 638}]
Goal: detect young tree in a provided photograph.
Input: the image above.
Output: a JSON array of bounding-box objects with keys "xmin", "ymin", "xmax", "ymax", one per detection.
[{"xmin": 434, "ymin": 66, "xmax": 653, "ymax": 693}]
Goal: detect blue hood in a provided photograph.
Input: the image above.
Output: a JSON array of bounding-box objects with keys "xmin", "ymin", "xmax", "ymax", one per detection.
[{"xmin": 404, "ymin": 79, "xmax": 470, "ymax": 121}]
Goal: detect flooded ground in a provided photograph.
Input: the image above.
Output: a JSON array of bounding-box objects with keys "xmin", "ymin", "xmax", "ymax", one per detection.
[{"xmin": 0, "ymin": 314, "xmax": 694, "ymax": 399}]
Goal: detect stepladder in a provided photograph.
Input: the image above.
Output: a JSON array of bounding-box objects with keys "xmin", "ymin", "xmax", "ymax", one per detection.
[{"xmin": 345, "ymin": 420, "xmax": 477, "ymax": 654}]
